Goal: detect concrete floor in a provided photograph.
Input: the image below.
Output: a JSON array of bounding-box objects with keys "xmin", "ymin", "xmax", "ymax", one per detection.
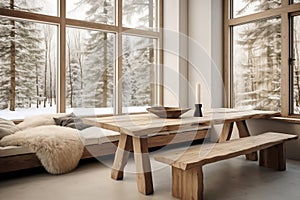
[{"xmin": 1, "ymin": 154, "xmax": 300, "ymax": 200}]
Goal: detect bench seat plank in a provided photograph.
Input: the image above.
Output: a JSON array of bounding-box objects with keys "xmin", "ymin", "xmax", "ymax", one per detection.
[
  {"xmin": 154, "ymin": 132, "xmax": 297, "ymax": 200},
  {"xmin": 154, "ymin": 132, "xmax": 298, "ymax": 170}
]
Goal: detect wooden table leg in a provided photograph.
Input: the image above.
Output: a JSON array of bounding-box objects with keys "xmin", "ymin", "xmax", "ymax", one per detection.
[
  {"xmin": 217, "ymin": 121, "xmax": 234, "ymax": 142},
  {"xmin": 132, "ymin": 137, "xmax": 154, "ymax": 195},
  {"xmin": 111, "ymin": 133, "xmax": 132, "ymax": 180},
  {"xmin": 236, "ymin": 120, "xmax": 258, "ymax": 161}
]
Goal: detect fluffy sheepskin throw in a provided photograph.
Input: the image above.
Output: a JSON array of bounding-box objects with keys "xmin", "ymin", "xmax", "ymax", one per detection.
[{"xmin": 0, "ymin": 125, "xmax": 84, "ymax": 174}]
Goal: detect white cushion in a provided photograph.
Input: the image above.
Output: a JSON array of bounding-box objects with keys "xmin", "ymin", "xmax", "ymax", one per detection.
[{"xmin": 16, "ymin": 113, "xmax": 67, "ymax": 130}]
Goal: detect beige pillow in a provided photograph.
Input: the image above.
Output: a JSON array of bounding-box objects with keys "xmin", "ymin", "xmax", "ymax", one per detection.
[
  {"xmin": 16, "ymin": 113, "xmax": 67, "ymax": 130},
  {"xmin": 0, "ymin": 118, "xmax": 20, "ymax": 139}
]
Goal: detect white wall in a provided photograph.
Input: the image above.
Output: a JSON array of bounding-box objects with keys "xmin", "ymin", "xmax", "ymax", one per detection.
[
  {"xmin": 188, "ymin": 0, "xmax": 224, "ymax": 110},
  {"xmin": 163, "ymin": 0, "xmax": 188, "ymax": 107},
  {"xmin": 163, "ymin": 0, "xmax": 223, "ymax": 109},
  {"xmin": 163, "ymin": 0, "xmax": 179, "ymax": 106},
  {"xmin": 211, "ymin": 0, "xmax": 224, "ymax": 108}
]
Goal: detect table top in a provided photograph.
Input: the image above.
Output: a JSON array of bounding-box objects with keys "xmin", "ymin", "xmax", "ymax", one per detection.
[{"xmin": 85, "ymin": 108, "xmax": 280, "ymax": 137}]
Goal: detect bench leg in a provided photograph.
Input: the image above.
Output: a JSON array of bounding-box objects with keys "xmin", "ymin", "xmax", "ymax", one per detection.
[
  {"xmin": 172, "ymin": 167, "xmax": 183, "ymax": 198},
  {"xmin": 236, "ymin": 121, "xmax": 258, "ymax": 161},
  {"xmin": 259, "ymin": 143, "xmax": 286, "ymax": 171},
  {"xmin": 132, "ymin": 137, "xmax": 154, "ymax": 195},
  {"xmin": 172, "ymin": 167, "xmax": 203, "ymax": 200},
  {"xmin": 111, "ymin": 134, "xmax": 132, "ymax": 180}
]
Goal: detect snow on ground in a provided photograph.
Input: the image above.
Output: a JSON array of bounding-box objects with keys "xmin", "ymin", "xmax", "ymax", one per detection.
[{"xmin": 0, "ymin": 104, "xmax": 148, "ymax": 120}]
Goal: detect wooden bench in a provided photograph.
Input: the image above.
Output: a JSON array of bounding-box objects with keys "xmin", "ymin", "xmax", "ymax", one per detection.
[{"xmin": 154, "ymin": 132, "xmax": 298, "ymax": 200}]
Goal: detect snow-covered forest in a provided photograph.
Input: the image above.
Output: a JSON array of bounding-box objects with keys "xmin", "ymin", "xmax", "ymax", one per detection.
[
  {"xmin": 233, "ymin": 0, "xmax": 300, "ymax": 112},
  {"xmin": 0, "ymin": 0, "xmax": 156, "ymax": 115}
]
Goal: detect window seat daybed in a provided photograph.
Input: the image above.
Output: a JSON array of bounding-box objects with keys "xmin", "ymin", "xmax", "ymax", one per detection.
[{"xmin": 0, "ymin": 127, "xmax": 120, "ymax": 174}]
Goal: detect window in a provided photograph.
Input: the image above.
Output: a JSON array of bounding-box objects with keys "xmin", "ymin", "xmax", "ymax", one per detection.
[
  {"xmin": 122, "ymin": 35, "xmax": 157, "ymax": 113},
  {"xmin": 66, "ymin": 0, "xmax": 115, "ymax": 25},
  {"xmin": 0, "ymin": 0, "xmax": 58, "ymax": 16},
  {"xmin": 0, "ymin": 17, "xmax": 58, "ymax": 116},
  {"xmin": 122, "ymin": 0, "xmax": 157, "ymax": 31},
  {"xmin": 0, "ymin": 0, "xmax": 162, "ymax": 119},
  {"xmin": 65, "ymin": 28, "xmax": 115, "ymax": 114},
  {"xmin": 292, "ymin": 15, "xmax": 300, "ymax": 114},
  {"xmin": 232, "ymin": 0, "xmax": 281, "ymax": 18},
  {"xmin": 232, "ymin": 17, "xmax": 281, "ymax": 111},
  {"xmin": 225, "ymin": 0, "xmax": 300, "ymax": 116}
]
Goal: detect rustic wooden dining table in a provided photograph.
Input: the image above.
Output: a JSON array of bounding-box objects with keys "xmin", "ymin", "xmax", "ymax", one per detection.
[{"xmin": 85, "ymin": 108, "xmax": 280, "ymax": 195}]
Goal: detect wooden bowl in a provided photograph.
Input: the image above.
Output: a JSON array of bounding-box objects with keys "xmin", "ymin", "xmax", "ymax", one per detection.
[{"xmin": 146, "ymin": 107, "xmax": 191, "ymax": 118}]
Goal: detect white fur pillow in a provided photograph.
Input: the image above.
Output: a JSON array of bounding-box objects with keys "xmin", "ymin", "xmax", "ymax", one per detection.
[
  {"xmin": 0, "ymin": 125, "xmax": 84, "ymax": 174},
  {"xmin": 17, "ymin": 113, "xmax": 67, "ymax": 130}
]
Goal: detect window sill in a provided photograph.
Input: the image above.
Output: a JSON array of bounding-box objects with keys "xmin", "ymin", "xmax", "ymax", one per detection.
[{"xmin": 270, "ymin": 116, "xmax": 300, "ymax": 124}]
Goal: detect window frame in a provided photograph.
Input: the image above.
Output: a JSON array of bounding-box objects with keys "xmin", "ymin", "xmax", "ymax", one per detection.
[
  {"xmin": 0, "ymin": 0, "xmax": 163, "ymax": 115},
  {"xmin": 224, "ymin": 0, "xmax": 300, "ymax": 116}
]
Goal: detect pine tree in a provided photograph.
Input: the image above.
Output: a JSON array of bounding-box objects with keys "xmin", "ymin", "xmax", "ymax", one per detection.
[
  {"xmin": 70, "ymin": 0, "xmax": 155, "ymax": 108},
  {"xmin": 133, "ymin": 42, "xmax": 152, "ymax": 105},
  {"xmin": 72, "ymin": 0, "xmax": 114, "ymax": 108},
  {"xmin": 66, "ymin": 29, "xmax": 84, "ymax": 108},
  {"xmin": 293, "ymin": 18, "xmax": 300, "ymax": 113},
  {"xmin": 41, "ymin": 24, "xmax": 55, "ymax": 108},
  {"xmin": 122, "ymin": 37, "xmax": 134, "ymax": 107},
  {"xmin": 0, "ymin": 17, "xmax": 11, "ymax": 109},
  {"xmin": 83, "ymin": 30, "xmax": 114, "ymax": 107},
  {"xmin": 122, "ymin": 36, "xmax": 153, "ymax": 107},
  {"xmin": 122, "ymin": 0, "xmax": 155, "ymax": 107},
  {"xmin": 123, "ymin": 0, "xmax": 155, "ymax": 30},
  {"xmin": 0, "ymin": 1, "xmax": 45, "ymax": 111}
]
